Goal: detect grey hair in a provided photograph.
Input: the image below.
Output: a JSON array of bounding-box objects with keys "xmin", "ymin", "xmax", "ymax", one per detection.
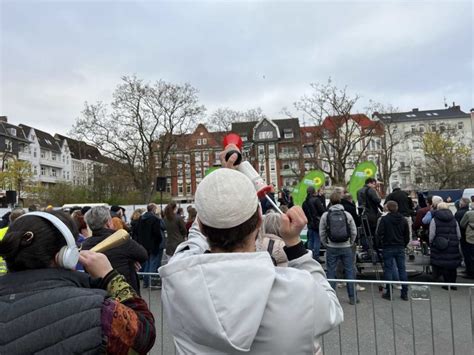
[
  {"xmin": 262, "ymin": 212, "xmax": 281, "ymax": 236},
  {"xmin": 84, "ymin": 206, "xmax": 111, "ymax": 231}
]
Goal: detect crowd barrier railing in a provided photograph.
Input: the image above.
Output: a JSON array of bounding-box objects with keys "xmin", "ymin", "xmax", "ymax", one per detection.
[{"xmin": 137, "ymin": 273, "xmax": 474, "ymax": 355}]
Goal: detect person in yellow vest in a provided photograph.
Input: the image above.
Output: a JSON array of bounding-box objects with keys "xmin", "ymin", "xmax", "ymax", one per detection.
[{"xmin": 0, "ymin": 208, "xmax": 26, "ymax": 275}]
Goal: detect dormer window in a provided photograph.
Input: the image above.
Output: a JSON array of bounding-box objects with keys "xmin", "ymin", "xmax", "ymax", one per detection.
[
  {"xmin": 258, "ymin": 131, "xmax": 273, "ymax": 140},
  {"xmin": 284, "ymin": 129, "xmax": 294, "ymax": 139}
]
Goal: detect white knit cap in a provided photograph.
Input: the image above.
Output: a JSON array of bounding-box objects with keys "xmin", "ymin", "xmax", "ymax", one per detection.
[{"xmin": 195, "ymin": 168, "xmax": 259, "ymax": 229}]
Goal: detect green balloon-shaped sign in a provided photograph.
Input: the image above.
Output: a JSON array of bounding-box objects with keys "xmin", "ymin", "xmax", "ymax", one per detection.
[
  {"xmin": 292, "ymin": 170, "xmax": 326, "ymax": 206},
  {"xmin": 348, "ymin": 161, "xmax": 377, "ymax": 202}
]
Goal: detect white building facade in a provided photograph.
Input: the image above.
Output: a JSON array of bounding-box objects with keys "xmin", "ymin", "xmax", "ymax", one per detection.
[{"xmin": 375, "ymin": 105, "xmax": 473, "ymax": 190}]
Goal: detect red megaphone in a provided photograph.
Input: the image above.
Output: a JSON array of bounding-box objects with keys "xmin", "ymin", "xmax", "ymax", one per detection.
[{"xmin": 223, "ymin": 133, "xmax": 243, "ymax": 165}]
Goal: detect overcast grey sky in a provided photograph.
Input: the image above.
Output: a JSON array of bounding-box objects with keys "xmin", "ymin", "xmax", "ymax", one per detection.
[{"xmin": 1, "ymin": 0, "xmax": 472, "ymax": 135}]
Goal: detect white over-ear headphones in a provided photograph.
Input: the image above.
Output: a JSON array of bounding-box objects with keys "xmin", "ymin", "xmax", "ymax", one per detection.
[{"xmin": 21, "ymin": 212, "xmax": 79, "ymax": 270}]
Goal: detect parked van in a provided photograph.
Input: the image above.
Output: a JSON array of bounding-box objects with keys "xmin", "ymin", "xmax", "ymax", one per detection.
[{"xmin": 462, "ymin": 188, "xmax": 474, "ymax": 201}]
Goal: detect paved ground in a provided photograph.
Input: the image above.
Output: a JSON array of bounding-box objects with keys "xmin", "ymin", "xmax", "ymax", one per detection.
[{"xmin": 140, "ymin": 272, "xmax": 474, "ymax": 355}]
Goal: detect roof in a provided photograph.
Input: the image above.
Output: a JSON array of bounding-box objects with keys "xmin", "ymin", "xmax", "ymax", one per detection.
[
  {"xmin": 231, "ymin": 118, "xmax": 301, "ymax": 141},
  {"xmin": 374, "ymin": 106, "xmax": 470, "ymax": 123},
  {"xmin": 55, "ymin": 134, "xmax": 103, "ymax": 162},
  {"xmin": 20, "ymin": 124, "xmax": 62, "ymax": 153},
  {"xmin": 0, "ymin": 122, "xmax": 30, "ymax": 143}
]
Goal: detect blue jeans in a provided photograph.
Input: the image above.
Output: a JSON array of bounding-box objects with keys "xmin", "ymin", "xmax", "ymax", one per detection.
[
  {"xmin": 383, "ymin": 247, "xmax": 408, "ymax": 296},
  {"xmin": 307, "ymin": 228, "xmax": 321, "ymax": 261},
  {"xmin": 142, "ymin": 249, "xmax": 163, "ymax": 287},
  {"xmin": 326, "ymin": 247, "xmax": 355, "ymax": 299}
]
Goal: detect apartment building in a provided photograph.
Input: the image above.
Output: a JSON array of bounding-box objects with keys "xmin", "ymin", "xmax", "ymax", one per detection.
[
  {"xmin": 374, "ymin": 105, "xmax": 472, "ymax": 189},
  {"xmin": 55, "ymin": 134, "xmax": 106, "ymax": 187}
]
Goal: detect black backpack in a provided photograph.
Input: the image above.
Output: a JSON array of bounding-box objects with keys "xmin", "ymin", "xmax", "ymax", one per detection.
[{"xmin": 326, "ymin": 209, "xmax": 351, "ymax": 243}]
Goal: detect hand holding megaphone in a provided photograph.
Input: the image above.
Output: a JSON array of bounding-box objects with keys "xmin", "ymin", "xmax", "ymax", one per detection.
[{"xmin": 222, "ymin": 133, "xmax": 282, "ymax": 213}]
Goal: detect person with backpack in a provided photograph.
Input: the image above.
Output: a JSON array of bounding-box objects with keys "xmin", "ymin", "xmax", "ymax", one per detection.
[
  {"xmin": 320, "ymin": 191, "xmax": 358, "ymax": 304},
  {"xmin": 376, "ymin": 201, "xmax": 410, "ymax": 300}
]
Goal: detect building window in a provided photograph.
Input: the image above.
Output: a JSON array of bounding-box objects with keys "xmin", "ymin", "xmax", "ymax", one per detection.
[
  {"xmin": 269, "ymin": 145, "xmax": 275, "ymax": 155},
  {"xmin": 430, "ymin": 124, "xmax": 436, "ymax": 132},
  {"xmin": 419, "ymin": 125, "xmax": 425, "ymax": 133},
  {"xmin": 178, "ymin": 181, "xmax": 183, "ymax": 195},
  {"xmin": 305, "ymin": 132, "xmax": 312, "ymax": 138},
  {"xmin": 51, "ymin": 168, "xmax": 57, "ymax": 177},
  {"xmin": 186, "ymin": 184, "xmax": 191, "ymax": 194},
  {"xmin": 5, "ymin": 139, "xmax": 12, "ymax": 152},
  {"xmin": 214, "ymin": 152, "xmax": 220, "ymax": 163},
  {"xmin": 458, "ymin": 122, "xmax": 464, "ymax": 130},
  {"xmin": 40, "ymin": 150, "xmax": 46, "ymax": 159},
  {"xmin": 41, "ymin": 167, "xmax": 45, "ymax": 175},
  {"xmin": 33, "ymin": 166, "xmax": 37, "ymax": 175},
  {"xmin": 258, "ymin": 131, "xmax": 273, "ymax": 140},
  {"xmin": 52, "ymin": 153, "xmax": 56, "ymax": 161},
  {"xmin": 258, "ymin": 145, "xmax": 265, "ymax": 155},
  {"xmin": 202, "ymin": 138, "xmax": 207, "ymax": 145},
  {"xmin": 411, "ymin": 125, "xmax": 416, "ymax": 133},
  {"xmin": 241, "ymin": 135, "xmax": 248, "ymax": 142},
  {"xmin": 203, "ymin": 152, "xmax": 209, "ymax": 162},
  {"xmin": 283, "ymin": 129, "xmax": 294, "ymax": 139},
  {"xmin": 67, "ymin": 172, "xmax": 70, "ymax": 179},
  {"xmin": 439, "ymin": 124, "xmax": 446, "ymax": 133},
  {"xmin": 197, "ymin": 139, "xmax": 202, "ymax": 145}
]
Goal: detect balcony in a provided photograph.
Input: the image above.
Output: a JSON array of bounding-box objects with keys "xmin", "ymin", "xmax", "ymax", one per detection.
[
  {"xmin": 18, "ymin": 151, "xmax": 31, "ymax": 160},
  {"xmin": 279, "ymin": 152, "xmax": 300, "ymax": 160},
  {"xmin": 280, "ymin": 169, "xmax": 298, "ymax": 177},
  {"xmin": 37, "ymin": 175, "xmax": 62, "ymax": 184},
  {"xmin": 40, "ymin": 157, "xmax": 64, "ymax": 168}
]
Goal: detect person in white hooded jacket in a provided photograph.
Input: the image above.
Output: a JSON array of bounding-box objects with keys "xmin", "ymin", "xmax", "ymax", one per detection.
[{"xmin": 159, "ymin": 150, "xmax": 343, "ymax": 355}]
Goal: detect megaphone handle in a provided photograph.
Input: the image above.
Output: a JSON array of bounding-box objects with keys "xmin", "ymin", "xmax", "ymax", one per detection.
[{"xmin": 224, "ymin": 150, "xmax": 242, "ymax": 166}]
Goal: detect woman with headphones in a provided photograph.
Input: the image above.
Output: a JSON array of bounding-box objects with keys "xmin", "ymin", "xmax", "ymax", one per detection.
[{"xmin": 0, "ymin": 211, "xmax": 156, "ymax": 354}]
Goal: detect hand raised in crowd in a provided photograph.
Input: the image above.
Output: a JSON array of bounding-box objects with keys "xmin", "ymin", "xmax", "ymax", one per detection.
[
  {"xmin": 279, "ymin": 206, "xmax": 308, "ymax": 247},
  {"xmin": 79, "ymin": 250, "xmax": 113, "ymax": 279},
  {"xmin": 219, "ymin": 143, "xmax": 240, "ymax": 169}
]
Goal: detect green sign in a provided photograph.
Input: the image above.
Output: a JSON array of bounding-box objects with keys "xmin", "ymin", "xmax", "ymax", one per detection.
[
  {"xmin": 291, "ymin": 170, "xmax": 326, "ymax": 206},
  {"xmin": 348, "ymin": 161, "xmax": 377, "ymax": 202}
]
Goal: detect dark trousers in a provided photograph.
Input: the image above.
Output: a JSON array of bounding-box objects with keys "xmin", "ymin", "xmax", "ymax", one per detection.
[
  {"xmin": 432, "ymin": 265, "xmax": 457, "ymax": 283},
  {"xmin": 383, "ymin": 246, "xmax": 408, "ymax": 297},
  {"xmin": 460, "ymin": 240, "xmax": 474, "ymax": 277}
]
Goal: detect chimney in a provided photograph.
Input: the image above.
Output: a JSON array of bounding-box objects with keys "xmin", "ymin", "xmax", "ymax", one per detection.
[
  {"xmin": 0, "ymin": 116, "xmax": 7, "ymax": 123},
  {"xmin": 412, "ymin": 108, "xmax": 419, "ymax": 112}
]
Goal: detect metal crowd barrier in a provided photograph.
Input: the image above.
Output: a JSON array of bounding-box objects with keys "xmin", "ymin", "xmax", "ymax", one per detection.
[{"xmin": 137, "ymin": 273, "xmax": 474, "ymax": 355}]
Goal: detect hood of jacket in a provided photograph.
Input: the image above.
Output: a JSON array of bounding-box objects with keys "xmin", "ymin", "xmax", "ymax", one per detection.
[
  {"xmin": 383, "ymin": 212, "xmax": 404, "ymax": 224},
  {"xmin": 434, "ymin": 209, "xmax": 454, "ymax": 222},
  {"xmin": 141, "ymin": 211, "xmax": 156, "ymax": 221},
  {"xmin": 328, "ymin": 204, "xmax": 345, "ymax": 212},
  {"xmin": 159, "ymin": 252, "xmax": 276, "ymax": 352}
]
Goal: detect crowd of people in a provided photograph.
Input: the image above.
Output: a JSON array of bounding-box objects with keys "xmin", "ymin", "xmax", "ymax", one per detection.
[{"xmin": 0, "ymin": 143, "xmax": 473, "ymax": 353}]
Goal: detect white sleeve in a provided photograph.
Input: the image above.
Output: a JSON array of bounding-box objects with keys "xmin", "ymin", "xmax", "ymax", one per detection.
[{"xmin": 289, "ymin": 251, "xmax": 344, "ymax": 335}]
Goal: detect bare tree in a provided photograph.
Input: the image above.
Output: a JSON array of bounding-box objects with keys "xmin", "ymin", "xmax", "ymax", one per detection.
[
  {"xmin": 72, "ymin": 75, "xmax": 205, "ymax": 201},
  {"xmin": 207, "ymin": 107, "xmax": 266, "ymax": 132},
  {"xmin": 291, "ymin": 79, "xmax": 376, "ymax": 185},
  {"xmin": 365, "ymin": 100, "xmax": 402, "ymax": 192}
]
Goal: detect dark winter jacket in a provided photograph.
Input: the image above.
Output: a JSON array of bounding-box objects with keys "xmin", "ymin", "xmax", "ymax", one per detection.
[
  {"xmin": 385, "ymin": 188, "xmax": 414, "ymax": 217},
  {"xmin": 454, "ymin": 206, "xmax": 469, "ymax": 240},
  {"xmin": 376, "ymin": 212, "xmax": 410, "ymax": 248},
  {"xmin": 136, "ymin": 212, "xmax": 163, "ymax": 255},
  {"xmin": 341, "ymin": 198, "xmax": 360, "ymax": 227},
  {"xmin": 164, "ymin": 216, "xmax": 187, "ymax": 256},
  {"xmin": 302, "ymin": 194, "xmax": 326, "ymax": 230},
  {"xmin": 429, "ymin": 209, "xmax": 462, "ymax": 269},
  {"xmin": 81, "ymin": 228, "xmax": 148, "ymax": 293},
  {"xmin": 357, "ymin": 185, "xmax": 382, "ymax": 221},
  {"xmin": 0, "ymin": 268, "xmax": 106, "ymax": 354}
]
